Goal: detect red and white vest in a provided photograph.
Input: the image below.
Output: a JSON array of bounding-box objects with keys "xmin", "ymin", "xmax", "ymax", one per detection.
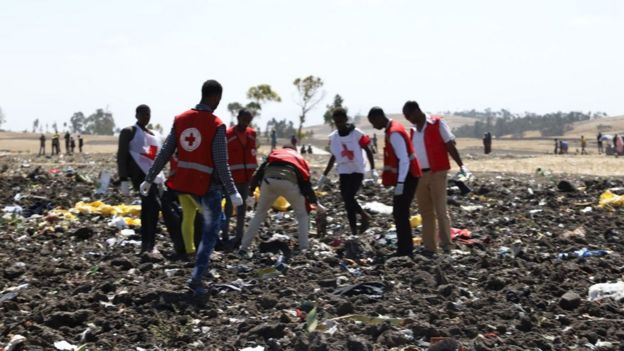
[
  {"xmin": 383, "ymin": 120, "xmax": 422, "ymax": 186},
  {"xmin": 226, "ymin": 126, "xmax": 258, "ymax": 184},
  {"xmin": 410, "ymin": 116, "xmax": 451, "ymax": 172},
  {"xmin": 328, "ymin": 128, "xmax": 370, "ymax": 174},
  {"xmin": 166, "ymin": 109, "xmax": 223, "ymax": 196},
  {"xmin": 129, "ymin": 124, "xmax": 165, "ymax": 184},
  {"xmin": 267, "ymin": 148, "xmax": 311, "ymax": 182}
]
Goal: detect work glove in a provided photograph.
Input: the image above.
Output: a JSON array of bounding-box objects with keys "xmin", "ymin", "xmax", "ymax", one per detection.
[
  {"xmin": 230, "ymin": 192, "xmax": 243, "ymax": 207},
  {"xmin": 394, "ymin": 182, "xmax": 404, "ymax": 196},
  {"xmin": 120, "ymin": 180, "xmax": 130, "ymax": 196},
  {"xmin": 139, "ymin": 181, "xmax": 152, "ymax": 197},
  {"xmin": 370, "ymin": 169, "xmax": 379, "ymax": 182},
  {"xmin": 317, "ymin": 175, "xmax": 327, "ymax": 188},
  {"xmin": 246, "ymin": 195, "xmax": 256, "ymax": 207},
  {"xmin": 459, "ymin": 165, "xmax": 471, "ymax": 177}
]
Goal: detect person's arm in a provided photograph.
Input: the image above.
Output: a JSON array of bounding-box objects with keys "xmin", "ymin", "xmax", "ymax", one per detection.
[
  {"xmin": 249, "ymin": 161, "xmax": 267, "ymax": 193},
  {"xmin": 439, "ymin": 120, "xmax": 463, "ymax": 168},
  {"xmin": 117, "ymin": 127, "xmax": 134, "ymax": 180},
  {"xmin": 212, "ymin": 125, "xmax": 237, "ymax": 195},
  {"xmin": 145, "ymin": 126, "xmax": 176, "ymax": 183},
  {"xmin": 364, "ymin": 146, "xmax": 375, "ymax": 171},
  {"xmin": 322, "ymin": 155, "xmax": 335, "ymax": 176},
  {"xmin": 358, "ymin": 131, "xmax": 375, "ymax": 170},
  {"xmin": 389, "ymin": 132, "xmax": 409, "ymax": 182}
]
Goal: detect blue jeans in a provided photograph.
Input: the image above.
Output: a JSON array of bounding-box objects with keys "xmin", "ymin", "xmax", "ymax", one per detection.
[{"xmin": 190, "ymin": 189, "xmax": 222, "ymax": 282}]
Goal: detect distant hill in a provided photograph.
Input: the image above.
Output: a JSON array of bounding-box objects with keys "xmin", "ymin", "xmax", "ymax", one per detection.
[
  {"xmin": 563, "ymin": 115, "xmax": 624, "ymax": 137},
  {"xmin": 305, "ymin": 114, "xmax": 478, "ymax": 138}
]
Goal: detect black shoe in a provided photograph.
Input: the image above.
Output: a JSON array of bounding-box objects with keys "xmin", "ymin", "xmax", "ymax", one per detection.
[
  {"xmin": 187, "ymin": 279, "xmax": 207, "ymax": 296},
  {"xmin": 416, "ymin": 248, "xmax": 437, "ymax": 259}
]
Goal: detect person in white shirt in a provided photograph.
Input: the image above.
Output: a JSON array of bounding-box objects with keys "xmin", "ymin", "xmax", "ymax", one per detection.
[
  {"xmin": 403, "ymin": 101, "xmax": 468, "ymax": 255},
  {"xmin": 319, "ymin": 108, "xmax": 376, "ymax": 236}
]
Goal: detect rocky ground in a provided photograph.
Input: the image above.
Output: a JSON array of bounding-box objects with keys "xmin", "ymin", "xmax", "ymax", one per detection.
[{"xmin": 1, "ymin": 153, "xmax": 624, "ymax": 351}]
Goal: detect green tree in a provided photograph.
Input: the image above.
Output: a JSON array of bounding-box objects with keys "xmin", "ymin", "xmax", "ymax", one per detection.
[
  {"xmin": 323, "ymin": 94, "xmax": 347, "ymax": 129},
  {"xmin": 293, "ymin": 76, "xmax": 324, "ymax": 139},
  {"xmin": 84, "ymin": 109, "xmax": 115, "ymax": 135},
  {"xmin": 70, "ymin": 112, "xmax": 86, "ymax": 133},
  {"xmin": 246, "ymin": 84, "xmax": 281, "ymax": 118},
  {"xmin": 32, "ymin": 118, "xmax": 39, "ymax": 133}
]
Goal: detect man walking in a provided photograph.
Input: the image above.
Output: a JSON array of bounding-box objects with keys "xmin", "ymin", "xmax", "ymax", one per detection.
[
  {"xmin": 319, "ymin": 108, "xmax": 375, "ymax": 236},
  {"xmin": 51, "ymin": 132, "xmax": 60, "ymax": 155},
  {"xmin": 142, "ymin": 80, "xmax": 243, "ymax": 295},
  {"xmin": 78, "ymin": 135, "xmax": 84, "ymax": 153},
  {"xmin": 403, "ymin": 101, "xmax": 468, "ymax": 256},
  {"xmin": 239, "ymin": 146, "xmax": 325, "ymax": 255},
  {"xmin": 64, "ymin": 131, "xmax": 71, "ymax": 154},
  {"xmin": 222, "ymin": 108, "xmax": 258, "ymax": 248},
  {"xmin": 38, "ymin": 134, "xmax": 46, "ymax": 156},
  {"xmin": 117, "ymin": 104, "xmax": 185, "ymax": 257},
  {"xmin": 367, "ymin": 107, "xmax": 422, "ymax": 257}
]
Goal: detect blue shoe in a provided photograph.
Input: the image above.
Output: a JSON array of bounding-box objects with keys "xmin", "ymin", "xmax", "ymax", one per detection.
[{"xmin": 187, "ymin": 279, "xmax": 207, "ymax": 296}]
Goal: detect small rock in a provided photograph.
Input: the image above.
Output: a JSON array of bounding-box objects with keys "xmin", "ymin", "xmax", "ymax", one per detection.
[
  {"xmin": 248, "ymin": 323, "xmax": 286, "ymax": 339},
  {"xmin": 110, "ymin": 258, "xmax": 134, "ymax": 270},
  {"xmin": 72, "ymin": 227, "xmax": 93, "ymax": 240},
  {"xmin": 557, "ymin": 180, "xmax": 577, "ymax": 192},
  {"xmin": 346, "ymin": 335, "xmax": 372, "ymax": 351},
  {"xmin": 336, "ymin": 300, "xmax": 354, "ymax": 316},
  {"xmin": 559, "ymin": 291, "xmax": 581, "ymax": 310},
  {"xmin": 258, "ymin": 295, "xmax": 278, "ymax": 309},
  {"xmin": 485, "ymin": 277, "xmax": 506, "ymax": 291},
  {"xmin": 318, "ymin": 278, "xmax": 337, "ymax": 288}
]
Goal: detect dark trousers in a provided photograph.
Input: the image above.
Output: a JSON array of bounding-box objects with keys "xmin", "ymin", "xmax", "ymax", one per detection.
[
  {"xmin": 339, "ymin": 173, "xmax": 364, "ymax": 234},
  {"xmin": 141, "ymin": 187, "xmax": 185, "ymax": 254},
  {"xmin": 223, "ymin": 182, "xmax": 249, "ymax": 245},
  {"xmin": 392, "ymin": 174, "xmax": 418, "ymax": 256}
]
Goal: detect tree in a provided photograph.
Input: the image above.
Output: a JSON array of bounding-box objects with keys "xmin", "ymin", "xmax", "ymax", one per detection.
[
  {"xmin": 265, "ymin": 117, "xmax": 296, "ymax": 138},
  {"xmin": 84, "ymin": 109, "xmax": 115, "ymax": 135},
  {"xmin": 32, "ymin": 118, "xmax": 39, "ymax": 133},
  {"xmin": 293, "ymin": 75, "xmax": 324, "ymax": 138},
  {"xmin": 323, "ymin": 94, "xmax": 347, "ymax": 129},
  {"xmin": 70, "ymin": 112, "xmax": 86, "ymax": 133},
  {"xmin": 0, "ymin": 107, "xmax": 4, "ymax": 129},
  {"xmin": 246, "ymin": 84, "xmax": 281, "ymax": 118}
]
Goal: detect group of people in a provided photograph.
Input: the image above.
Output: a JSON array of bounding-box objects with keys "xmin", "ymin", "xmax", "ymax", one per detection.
[
  {"xmin": 597, "ymin": 132, "xmax": 624, "ymax": 156},
  {"xmin": 39, "ymin": 131, "xmax": 83, "ymax": 156},
  {"xmin": 117, "ymin": 79, "xmax": 468, "ymax": 295}
]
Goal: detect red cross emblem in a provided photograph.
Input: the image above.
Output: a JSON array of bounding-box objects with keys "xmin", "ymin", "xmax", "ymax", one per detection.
[
  {"xmin": 341, "ymin": 143, "xmax": 354, "ymax": 161},
  {"xmin": 180, "ymin": 128, "xmax": 202, "ymax": 152}
]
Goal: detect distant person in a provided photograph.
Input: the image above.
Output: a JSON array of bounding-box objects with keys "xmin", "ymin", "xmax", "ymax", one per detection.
[
  {"xmin": 270, "ymin": 129, "xmax": 277, "ymax": 150},
  {"xmin": 142, "ymin": 80, "xmax": 243, "ymax": 296},
  {"xmin": 554, "ymin": 138, "xmax": 559, "ymax": 155},
  {"xmin": 403, "ymin": 101, "xmax": 468, "ymax": 256},
  {"xmin": 615, "ymin": 134, "xmax": 624, "ymax": 156},
  {"xmin": 319, "ymin": 108, "xmax": 375, "ymax": 236},
  {"xmin": 580, "ymin": 135, "xmax": 587, "ymax": 155},
  {"xmin": 300, "ymin": 144, "xmax": 307, "ymax": 154},
  {"xmin": 597, "ymin": 132, "xmax": 603, "ymax": 154},
  {"xmin": 222, "ymin": 108, "xmax": 258, "ymax": 249},
  {"xmin": 117, "ymin": 104, "xmax": 185, "ymax": 257},
  {"xmin": 52, "ymin": 132, "xmax": 60, "ymax": 155},
  {"xmin": 78, "ymin": 135, "xmax": 84, "ymax": 153},
  {"xmin": 64, "ymin": 131, "xmax": 71, "ymax": 154},
  {"xmin": 70, "ymin": 137, "xmax": 76, "ymax": 154},
  {"xmin": 368, "ymin": 106, "xmax": 421, "ymax": 258},
  {"xmin": 239, "ymin": 146, "xmax": 326, "ymax": 255},
  {"xmin": 38, "ymin": 134, "xmax": 46, "ymax": 156},
  {"xmin": 290, "ymin": 134, "xmax": 298, "ymax": 148},
  {"xmin": 483, "ymin": 132, "xmax": 492, "ymax": 154},
  {"xmin": 307, "ymin": 144, "xmax": 313, "ymax": 154},
  {"xmin": 560, "ymin": 139, "xmax": 569, "ymax": 154}
]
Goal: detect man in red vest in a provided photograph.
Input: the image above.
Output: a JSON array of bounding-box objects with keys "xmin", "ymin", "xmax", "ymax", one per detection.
[
  {"xmin": 238, "ymin": 146, "xmax": 325, "ymax": 256},
  {"xmin": 222, "ymin": 108, "xmax": 257, "ymax": 248},
  {"xmin": 141, "ymin": 80, "xmax": 243, "ymax": 295},
  {"xmin": 403, "ymin": 101, "xmax": 468, "ymax": 256},
  {"xmin": 368, "ymin": 107, "xmax": 422, "ymax": 257}
]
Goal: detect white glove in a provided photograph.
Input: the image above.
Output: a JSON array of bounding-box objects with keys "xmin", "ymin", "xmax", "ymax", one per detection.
[
  {"xmin": 370, "ymin": 169, "xmax": 379, "ymax": 182},
  {"xmin": 120, "ymin": 180, "xmax": 130, "ymax": 196},
  {"xmin": 139, "ymin": 181, "xmax": 152, "ymax": 197},
  {"xmin": 230, "ymin": 192, "xmax": 243, "ymax": 207},
  {"xmin": 394, "ymin": 182, "xmax": 404, "ymax": 196},
  {"xmin": 317, "ymin": 175, "xmax": 327, "ymax": 188},
  {"xmin": 245, "ymin": 195, "xmax": 255, "ymax": 207},
  {"xmin": 460, "ymin": 165, "xmax": 471, "ymax": 176}
]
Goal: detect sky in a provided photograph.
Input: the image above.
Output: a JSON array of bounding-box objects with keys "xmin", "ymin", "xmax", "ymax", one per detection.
[{"xmin": 1, "ymin": 0, "xmax": 623, "ymax": 133}]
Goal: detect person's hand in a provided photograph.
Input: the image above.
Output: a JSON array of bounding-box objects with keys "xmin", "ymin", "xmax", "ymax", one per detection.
[
  {"xmin": 120, "ymin": 180, "xmax": 130, "ymax": 196},
  {"xmin": 394, "ymin": 182, "xmax": 404, "ymax": 196},
  {"xmin": 370, "ymin": 169, "xmax": 379, "ymax": 182},
  {"xmin": 157, "ymin": 182, "xmax": 166, "ymax": 195},
  {"xmin": 230, "ymin": 192, "xmax": 243, "ymax": 207},
  {"xmin": 139, "ymin": 181, "xmax": 152, "ymax": 197},
  {"xmin": 316, "ymin": 204, "xmax": 327, "ymax": 214},
  {"xmin": 460, "ymin": 165, "xmax": 470, "ymax": 176},
  {"xmin": 317, "ymin": 175, "xmax": 327, "ymax": 188},
  {"xmin": 246, "ymin": 195, "xmax": 256, "ymax": 207}
]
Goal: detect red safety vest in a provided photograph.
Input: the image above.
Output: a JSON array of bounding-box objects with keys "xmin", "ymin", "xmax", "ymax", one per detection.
[
  {"xmin": 166, "ymin": 109, "xmax": 222, "ymax": 196},
  {"xmin": 410, "ymin": 116, "xmax": 451, "ymax": 172},
  {"xmin": 383, "ymin": 120, "xmax": 422, "ymax": 186},
  {"xmin": 267, "ymin": 148, "xmax": 311, "ymax": 182},
  {"xmin": 226, "ymin": 126, "xmax": 258, "ymax": 184}
]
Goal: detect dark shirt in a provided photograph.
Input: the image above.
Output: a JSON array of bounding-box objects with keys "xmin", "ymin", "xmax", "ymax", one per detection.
[{"xmin": 117, "ymin": 126, "xmax": 145, "ymax": 189}]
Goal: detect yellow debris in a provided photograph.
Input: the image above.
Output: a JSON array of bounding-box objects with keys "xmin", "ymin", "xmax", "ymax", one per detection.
[
  {"xmin": 410, "ymin": 214, "xmax": 422, "ymax": 228},
  {"xmin": 72, "ymin": 201, "xmax": 141, "ymax": 217},
  {"xmin": 254, "ymin": 188, "xmax": 291, "ymax": 212},
  {"xmin": 598, "ymin": 190, "xmax": 624, "ymax": 209},
  {"xmin": 124, "ymin": 217, "xmax": 141, "ymax": 226}
]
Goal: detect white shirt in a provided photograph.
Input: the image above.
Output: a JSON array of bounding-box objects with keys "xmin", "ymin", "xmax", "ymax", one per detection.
[
  {"xmin": 411, "ymin": 115, "xmax": 454, "ymax": 169},
  {"xmin": 328, "ymin": 127, "xmax": 370, "ymax": 174},
  {"xmin": 387, "ymin": 120, "xmax": 410, "ymax": 183}
]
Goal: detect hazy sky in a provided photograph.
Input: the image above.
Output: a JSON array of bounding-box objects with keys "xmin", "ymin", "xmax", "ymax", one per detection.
[{"xmin": 1, "ymin": 0, "xmax": 622, "ymax": 133}]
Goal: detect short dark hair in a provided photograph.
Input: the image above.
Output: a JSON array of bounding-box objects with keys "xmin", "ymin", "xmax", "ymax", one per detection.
[
  {"xmin": 201, "ymin": 80, "xmax": 223, "ymax": 98},
  {"xmin": 136, "ymin": 104, "xmax": 150, "ymax": 115},
  {"xmin": 238, "ymin": 108, "xmax": 252, "ymax": 118},
  {"xmin": 332, "ymin": 107, "xmax": 348, "ymax": 119},
  {"xmin": 402, "ymin": 101, "xmax": 421, "ymax": 115},
  {"xmin": 368, "ymin": 106, "xmax": 385, "ymax": 119}
]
